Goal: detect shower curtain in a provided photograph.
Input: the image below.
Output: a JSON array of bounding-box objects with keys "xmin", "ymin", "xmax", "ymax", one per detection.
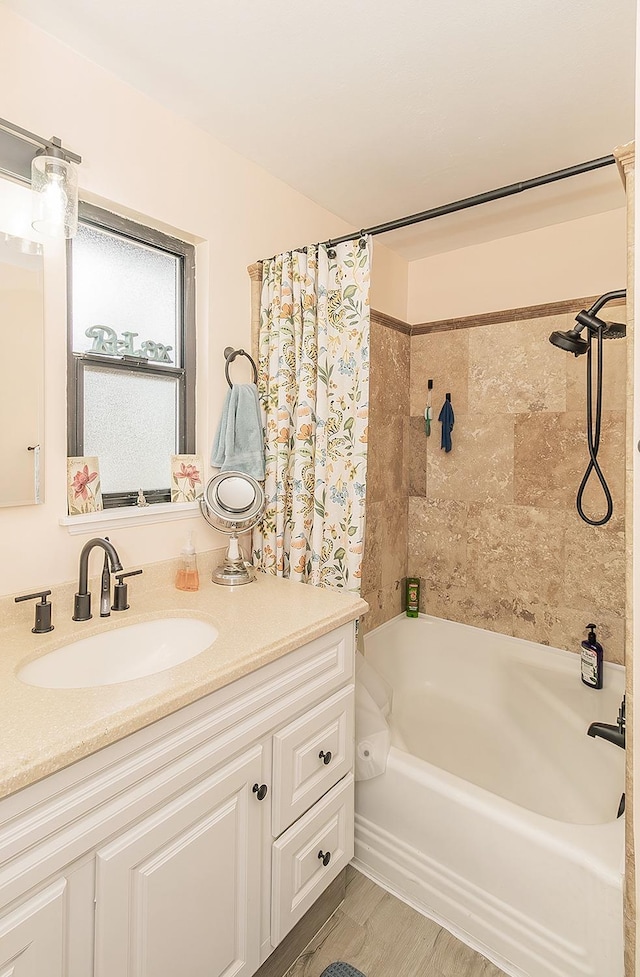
[{"xmin": 253, "ymin": 237, "xmax": 370, "ymax": 592}]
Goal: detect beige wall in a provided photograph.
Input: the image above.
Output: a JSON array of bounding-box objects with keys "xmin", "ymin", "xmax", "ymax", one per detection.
[
  {"xmin": 408, "ymin": 209, "xmax": 627, "ymax": 323},
  {"xmin": 0, "ymin": 6, "xmax": 406, "ymax": 598},
  {"xmin": 370, "ymin": 244, "xmax": 408, "ymax": 322},
  {"xmin": 407, "ymin": 304, "xmax": 627, "ymax": 662}
]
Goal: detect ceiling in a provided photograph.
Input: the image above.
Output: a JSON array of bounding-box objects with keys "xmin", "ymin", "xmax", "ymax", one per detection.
[{"xmin": 2, "ymin": 0, "xmax": 635, "ymax": 259}]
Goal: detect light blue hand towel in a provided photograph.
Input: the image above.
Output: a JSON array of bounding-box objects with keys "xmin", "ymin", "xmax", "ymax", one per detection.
[{"xmin": 211, "ymin": 383, "xmax": 265, "ymax": 480}]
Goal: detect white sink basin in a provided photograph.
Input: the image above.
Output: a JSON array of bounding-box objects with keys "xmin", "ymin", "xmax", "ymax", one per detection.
[{"xmin": 18, "ymin": 617, "xmax": 218, "ymax": 689}]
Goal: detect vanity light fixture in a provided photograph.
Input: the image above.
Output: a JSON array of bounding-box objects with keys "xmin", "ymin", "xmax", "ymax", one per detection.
[
  {"xmin": 31, "ymin": 139, "xmax": 78, "ymax": 239},
  {"xmin": 0, "ymin": 117, "xmax": 81, "ymax": 239}
]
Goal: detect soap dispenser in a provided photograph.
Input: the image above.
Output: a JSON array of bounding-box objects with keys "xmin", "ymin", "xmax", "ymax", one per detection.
[
  {"xmin": 175, "ymin": 532, "xmax": 200, "ymax": 592},
  {"xmin": 581, "ymin": 623, "xmax": 604, "ymax": 690}
]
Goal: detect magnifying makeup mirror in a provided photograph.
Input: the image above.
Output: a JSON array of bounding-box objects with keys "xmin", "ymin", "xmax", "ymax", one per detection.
[{"xmin": 199, "ymin": 471, "xmax": 265, "ymax": 586}]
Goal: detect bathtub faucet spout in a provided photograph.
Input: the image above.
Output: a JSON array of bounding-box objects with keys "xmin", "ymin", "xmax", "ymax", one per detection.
[{"xmin": 587, "ymin": 695, "xmax": 625, "ymax": 749}]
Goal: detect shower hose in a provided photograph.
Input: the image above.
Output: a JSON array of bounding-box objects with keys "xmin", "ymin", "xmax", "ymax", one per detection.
[{"xmin": 577, "ymin": 325, "xmax": 612, "ymax": 526}]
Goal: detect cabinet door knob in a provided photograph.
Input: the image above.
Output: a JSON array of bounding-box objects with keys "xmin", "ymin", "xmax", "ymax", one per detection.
[
  {"xmin": 318, "ymin": 850, "xmax": 331, "ymax": 866},
  {"xmin": 252, "ymin": 783, "xmax": 268, "ymax": 801},
  {"xmin": 318, "ymin": 750, "xmax": 332, "ymax": 765}
]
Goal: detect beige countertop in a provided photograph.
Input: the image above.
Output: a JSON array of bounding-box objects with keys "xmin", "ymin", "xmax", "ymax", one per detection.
[{"xmin": 0, "ymin": 571, "xmax": 367, "ymax": 800}]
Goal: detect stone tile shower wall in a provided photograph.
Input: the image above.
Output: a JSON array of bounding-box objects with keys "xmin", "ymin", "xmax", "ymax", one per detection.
[
  {"xmin": 407, "ymin": 304, "xmax": 627, "ymax": 663},
  {"xmin": 360, "ymin": 314, "xmax": 410, "ymax": 633}
]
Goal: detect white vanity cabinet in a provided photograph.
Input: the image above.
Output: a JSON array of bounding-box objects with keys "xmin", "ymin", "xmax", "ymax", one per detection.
[{"xmin": 0, "ymin": 622, "xmax": 355, "ymax": 977}]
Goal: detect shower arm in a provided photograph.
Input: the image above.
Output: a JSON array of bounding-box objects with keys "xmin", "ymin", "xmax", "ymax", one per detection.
[
  {"xmin": 569, "ymin": 288, "xmax": 628, "ymax": 346},
  {"xmin": 585, "ymin": 289, "xmax": 626, "ymax": 320}
]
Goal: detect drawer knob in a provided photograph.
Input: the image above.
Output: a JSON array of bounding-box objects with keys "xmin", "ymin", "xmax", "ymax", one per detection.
[
  {"xmin": 318, "ymin": 850, "xmax": 331, "ymax": 867},
  {"xmin": 318, "ymin": 750, "xmax": 332, "ymax": 765},
  {"xmin": 252, "ymin": 783, "xmax": 268, "ymax": 801}
]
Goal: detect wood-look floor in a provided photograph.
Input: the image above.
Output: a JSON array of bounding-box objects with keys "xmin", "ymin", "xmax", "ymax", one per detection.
[{"xmin": 285, "ymin": 866, "xmax": 507, "ymax": 977}]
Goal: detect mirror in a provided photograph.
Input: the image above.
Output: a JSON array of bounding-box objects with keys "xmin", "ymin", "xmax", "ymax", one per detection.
[
  {"xmin": 215, "ymin": 475, "xmax": 260, "ymax": 514},
  {"xmin": 200, "ymin": 471, "xmax": 265, "ymax": 587},
  {"xmin": 0, "ymin": 176, "xmax": 45, "ymax": 507},
  {"xmin": 201, "ymin": 471, "xmax": 265, "ymax": 530}
]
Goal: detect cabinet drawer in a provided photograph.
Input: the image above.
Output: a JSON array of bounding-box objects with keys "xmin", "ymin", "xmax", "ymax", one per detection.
[
  {"xmin": 271, "ymin": 773, "xmax": 354, "ymax": 946},
  {"xmin": 272, "ymin": 685, "xmax": 354, "ymax": 837}
]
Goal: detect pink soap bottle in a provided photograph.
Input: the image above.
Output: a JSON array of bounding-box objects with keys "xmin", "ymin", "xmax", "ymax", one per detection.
[{"xmin": 175, "ymin": 532, "xmax": 200, "ymax": 592}]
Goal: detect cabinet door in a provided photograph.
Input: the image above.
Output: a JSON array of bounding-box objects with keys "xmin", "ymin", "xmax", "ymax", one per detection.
[
  {"xmin": 0, "ymin": 880, "xmax": 66, "ymax": 977},
  {"xmin": 95, "ymin": 745, "xmax": 265, "ymax": 977}
]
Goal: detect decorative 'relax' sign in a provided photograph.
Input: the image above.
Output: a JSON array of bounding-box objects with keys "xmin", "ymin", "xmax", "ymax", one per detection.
[{"xmin": 85, "ymin": 325, "xmax": 174, "ymax": 363}]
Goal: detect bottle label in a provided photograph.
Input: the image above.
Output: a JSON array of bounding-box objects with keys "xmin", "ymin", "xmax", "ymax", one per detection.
[
  {"xmin": 406, "ymin": 578, "xmax": 419, "ymax": 616},
  {"xmin": 581, "ymin": 646, "xmax": 598, "ymax": 686}
]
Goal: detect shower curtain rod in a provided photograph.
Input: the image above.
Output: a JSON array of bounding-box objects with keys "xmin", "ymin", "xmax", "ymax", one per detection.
[{"xmin": 320, "ymin": 154, "xmax": 617, "ymax": 249}]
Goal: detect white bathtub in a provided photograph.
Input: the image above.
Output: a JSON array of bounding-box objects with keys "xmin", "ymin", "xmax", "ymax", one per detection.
[{"xmin": 354, "ymin": 614, "xmax": 626, "ymax": 977}]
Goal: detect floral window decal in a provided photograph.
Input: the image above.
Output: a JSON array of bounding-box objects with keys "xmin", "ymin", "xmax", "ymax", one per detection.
[
  {"xmin": 171, "ymin": 454, "xmax": 203, "ymax": 503},
  {"xmin": 66, "ymin": 456, "xmax": 103, "ymax": 515}
]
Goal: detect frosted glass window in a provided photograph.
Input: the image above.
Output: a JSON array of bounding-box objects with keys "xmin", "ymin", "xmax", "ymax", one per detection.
[
  {"xmin": 72, "ymin": 223, "xmax": 180, "ymax": 364},
  {"xmin": 68, "ymin": 204, "xmax": 195, "ymax": 507},
  {"xmin": 83, "ymin": 367, "xmax": 178, "ymax": 493}
]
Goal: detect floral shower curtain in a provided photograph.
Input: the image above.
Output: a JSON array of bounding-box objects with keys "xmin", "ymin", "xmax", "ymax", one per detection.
[{"xmin": 253, "ymin": 237, "xmax": 370, "ymax": 592}]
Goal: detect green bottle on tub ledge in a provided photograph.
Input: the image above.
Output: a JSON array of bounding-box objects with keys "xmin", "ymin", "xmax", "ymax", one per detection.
[{"xmin": 406, "ymin": 578, "xmax": 420, "ymax": 617}]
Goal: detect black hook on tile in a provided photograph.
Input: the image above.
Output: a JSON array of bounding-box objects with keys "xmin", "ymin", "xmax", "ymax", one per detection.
[{"xmin": 445, "ymin": 392, "xmax": 451, "ymax": 401}]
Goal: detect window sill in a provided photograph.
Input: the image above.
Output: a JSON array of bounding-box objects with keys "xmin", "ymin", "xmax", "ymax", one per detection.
[{"xmin": 59, "ymin": 501, "xmax": 200, "ymax": 536}]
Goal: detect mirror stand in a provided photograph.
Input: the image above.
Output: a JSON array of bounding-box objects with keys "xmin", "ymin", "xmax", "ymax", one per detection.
[
  {"xmin": 211, "ymin": 528, "xmax": 255, "ymax": 587},
  {"xmin": 199, "ymin": 470, "xmax": 265, "ymax": 587}
]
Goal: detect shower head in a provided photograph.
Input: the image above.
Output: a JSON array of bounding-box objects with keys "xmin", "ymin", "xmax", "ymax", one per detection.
[
  {"xmin": 548, "ymin": 289, "xmax": 627, "ymax": 356},
  {"xmin": 549, "ymin": 327, "xmax": 589, "ymax": 355},
  {"xmin": 548, "ymin": 309, "xmax": 602, "ymax": 356},
  {"xmin": 602, "ymin": 321, "xmax": 627, "ymax": 339}
]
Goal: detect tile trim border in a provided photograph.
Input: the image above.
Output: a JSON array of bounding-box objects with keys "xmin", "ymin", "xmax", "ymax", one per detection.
[
  {"xmin": 372, "ymin": 293, "xmax": 627, "ymax": 339},
  {"xmin": 411, "ymin": 293, "xmax": 626, "ymax": 336},
  {"xmin": 370, "ymin": 310, "xmax": 412, "ymax": 334}
]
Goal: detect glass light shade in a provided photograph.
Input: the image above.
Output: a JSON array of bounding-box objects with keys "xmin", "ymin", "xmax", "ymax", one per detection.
[{"xmin": 31, "ymin": 153, "xmax": 78, "ymax": 239}]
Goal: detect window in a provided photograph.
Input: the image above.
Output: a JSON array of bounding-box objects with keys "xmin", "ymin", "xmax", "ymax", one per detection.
[{"xmin": 68, "ymin": 204, "xmax": 195, "ymax": 508}]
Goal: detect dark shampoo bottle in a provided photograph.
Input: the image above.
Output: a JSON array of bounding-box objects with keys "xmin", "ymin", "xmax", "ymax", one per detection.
[{"xmin": 581, "ymin": 623, "xmax": 604, "ymax": 690}]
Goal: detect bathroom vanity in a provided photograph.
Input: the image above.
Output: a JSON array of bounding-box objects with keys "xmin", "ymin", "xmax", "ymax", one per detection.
[{"xmin": 0, "ymin": 574, "xmax": 364, "ymax": 977}]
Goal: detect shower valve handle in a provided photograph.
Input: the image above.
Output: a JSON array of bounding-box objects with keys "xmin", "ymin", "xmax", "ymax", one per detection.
[{"xmin": 618, "ymin": 696, "xmax": 626, "ymax": 729}]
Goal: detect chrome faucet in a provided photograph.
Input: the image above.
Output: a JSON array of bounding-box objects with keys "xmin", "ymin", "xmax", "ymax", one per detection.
[
  {"xmin": 73, "ymin": 537, "xmax": 123, "ymax": 622},
  {"xmin": 587, "ymin": 695, "xmax": 625, "ymax": 750}
]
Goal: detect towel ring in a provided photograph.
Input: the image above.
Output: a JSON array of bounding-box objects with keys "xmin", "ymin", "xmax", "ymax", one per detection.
[{"xmin": 224, "ymin": 346, "xmax": 258, "ymax": 388}]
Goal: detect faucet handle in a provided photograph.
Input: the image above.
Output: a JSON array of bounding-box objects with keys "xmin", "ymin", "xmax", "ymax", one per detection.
[
  {"xmin": 112, "ymin": 569, "xmax": 143, "ymax": 612},
  {"xmin": 15, "ymin": 590, "xmax": 54, "ymax": 634}
]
